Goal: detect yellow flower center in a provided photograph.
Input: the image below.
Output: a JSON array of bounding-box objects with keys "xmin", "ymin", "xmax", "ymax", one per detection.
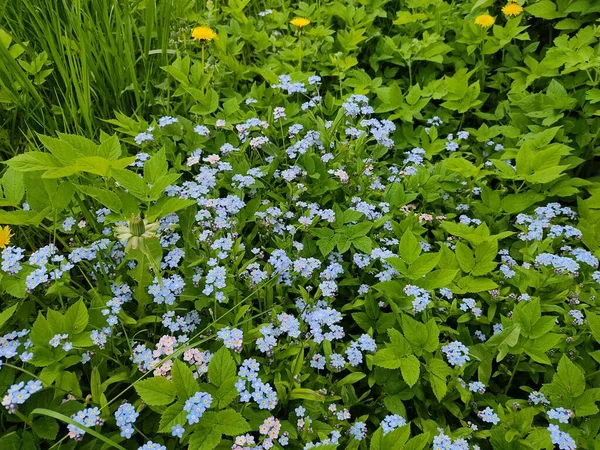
[
  {"xmin": 474, "ymin": 14, "xmax": 495, "ymax": 29},
  {"xmin": 290, "ymin": 17, "xmax": 310, "ymax": 28},
  {"xmin": 502, "ymin": 3, "xmax": 524, "ymax": 17},
  {"xmin": 192, "ymin": 26, "xmax": 218, "ymax": 41}
]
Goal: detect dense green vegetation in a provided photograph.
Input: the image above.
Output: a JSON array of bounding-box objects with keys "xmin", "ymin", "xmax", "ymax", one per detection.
[{"xmin": 1, "ymin": 1, "xmax": 600, "ymax": 449}]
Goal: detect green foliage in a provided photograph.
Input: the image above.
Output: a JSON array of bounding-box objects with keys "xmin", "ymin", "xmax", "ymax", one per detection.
[{"xmin": 1, "ymin": 0, "xmax": 600, "ymax": 449}]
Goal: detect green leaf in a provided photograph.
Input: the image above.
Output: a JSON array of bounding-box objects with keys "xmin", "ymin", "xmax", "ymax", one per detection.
[
  {"xmin": 146, "ymin": 197, "xmax": 196, "ymax": 222},
  {"xmin": 31, "ymin": 409, "xmax": 126, "ymax": 450},
  {"xmin": 381, "ymin": 424, "xmax": 410, "ymax": 450},
  {"xmin": 427, "ymin": 359, "xmax": 451, "ymax": 401},
  {"xmin": 134, "ymin": 377, "xmax": 177, "ymax": 405},
  {"xmin": 501, "ymin": 192, "xmax": 545, "ymax": 214},
  {"xmin": 399, "ymin": 355, "xmax": 420, "ymax": 387},
  {"xmin": 403, "ymin": 433, "xmax": 431, "ymax": 450},
  {"xmin": 455, "ymin": 242, "xmax": 475, "ymax": 273},
  {"xmin": 212, "ymin": 409, "xmax": 251, "ymax": 435},
  {"xmin": 188, "ymin": 430, "xmax": 222, "ymax": 450},
  {"xmin": 91, "ymin": 366, "xmax": 103, "ymax": 405},
  {"xmin": 0, "ymin": 303, "xmax": 18, "ymax": 330},
  {"xmin": 158, "ymin": 400, "xmax": 187, "ymax": 433},
  {"xmin": 5, "ymin": 152, "xmax": 60, "ymax": 172},
  {"xmin": 526, "ymin": 0, "xmax": 562, "ymax": 19},
  {"xmin": 419, "ymin": 269, "xmax": 459, "ymax": 290},
  {"xmin": 96, "ymin": 135, "xmax": 122, "ymax": 160},
  {"xmin": 548, "ymin": 355, "xmax": 586, "ymax": 400},
  {"xmin": 76, "ymin": 185, "xmax": 122, "ymax": 212},
  {"xmin": 2, "ymin": 168, "xmax": 24, "ymax": 204},
  {"xmin": 337, "ymin": 372, "xmax": 366, "ymax": 387},
  {"xmin": 586, "ymin": 312, "xmax": 600, "ymax": 344},
  {"xmin": 63, "ymin": 300, "xmax": 88, "ymax": 335},
  {"xmin": 32, "ymin": 416, "xmax": 59, "ymax": 440},
  {"xmin": 407, "ymin": 252, "xmax": 440, "ymax": 278},
  {"xmin": 345, "ymin": 222, "xmax": 372, "ymax": 240},
  {"xmin": 401, "ymin": 315, "xmax": 434, "ymax": 356},
  {"xmin": 457, "ymin": 276, "xmax": 497, "ymax": 292},
  {"xmin": 144, "ymin": 148, "xmax": 168, "ymax": 184},
  {"xmin": 424, "ymin": 319, "xmax": 440, "ymax": 352},
  {"xmin": 372, "ymin": 348, "xmax": 404, "ymax": 369},
  {"xmin": 208, "ymin": 347, "xmax": 237, "ymax": 388},
  {"xmin": 400, "ymin": 230, "xmax": 421, "ymax": 264},
  {"xmin": 111, "ymin": 168, "xmax": 148, "ymax": 199},
  {"xmin": 289, "ymin": 388, "xmax": 326, "ymax": 401},
  {"xmin": 172, "ymin": 360, "xmax": 199, "ymax": 398}
]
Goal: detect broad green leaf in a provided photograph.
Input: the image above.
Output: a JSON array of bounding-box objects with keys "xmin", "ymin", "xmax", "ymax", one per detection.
[
  {"xmin": 188, "ymin": 430, "xmax": 221, "ymax": 450},
  {"xmin": 208, "ymin": 347, "xmax": 237, "ymax": 388},
  {"xmin": 399, "ymin": 355, "xmax": 420, "ymax": 387},
  {"xmin": 172, "ymin": 360, "xmax": 199, "ymax": 398},
  {"xmin": 158, "ymin": 400, "xmax": 187, "ymax": 433},
  {"xmin": 0, "ymin": 303, "xmax": 18, "ymax": 330},
  {"xmin": 134, "ymin": 377, "xmax": 177, "ymax": 405},
  {"xmin": 212, "ymin": 409, "xmax": 251, "ymax": 435},
  {"xmin": 400, "ymin": 230, "xmax": 421, "ymax": 264},
  {"xmin": 2, "ymin": 168, "xmax": 24, "ymax": 204},
  {"xmin": 455, "ymin": 242, "xmax": 475, "ymax": 273},
  {"xmin": 586, "ymin": 312, "xmax": 600, "ymax": 344},
  {"xmin": 407, "ymin": 252, "xmax": 440, "ymax": 278},
  {"xmin": 5, "ymin": 152, "xmax": 60, "ymax": 172},
  {"xmin": 144, "ymin": 148, "xmax": 168, "ymax": 184},
  {"xmin": 111, "ymin": 168, "xmax": 148, "ymax": 199},
  {"xmin": 63, "ymin": 300, "xmax": 88, "ymax": 335}
]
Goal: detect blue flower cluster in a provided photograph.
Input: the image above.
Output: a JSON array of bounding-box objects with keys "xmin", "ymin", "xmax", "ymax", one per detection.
[
  {"xmin": 236, "ymin": 359, "xmax": 278, "ymax": 410},
  {"xmin": 115, "ymin": 402, "xmax": 138, "ymax": 438},
  {"xmin": 148, "ymin": 275, "xmax": 185, "ymax": 305},
  {"xmin": 102, "ymin": 283, "xmax": 132, "ymax": 326},
  {"xmin": 256, "ymin": 313, "xmax": 301, "ymax": 354},
  {"xmin": 217, "ymin": 327, "xmax": 243, "ymax": 352},
  {"xmin": 547, "ymin": 407, "xmax": 572, "ymax": 424},
  {"xmin": 203, "ymin": 265, "xmax": 227, "ymax": 301},
  {"xmin": 441, "ymin": 341, "xmax": 470, "ymax": 367},
  {"xmin": 404, "ymin": 284, "xmax": 431, "ymax": 313},
  {"xmin": 1, "ymin": 380, "xmax": 42, "ymax": 413},
  {"xmin": 548, "ymin": 425, "xmax": 576, "ymax": 450},
  {"xmin": 345, "ymin": 334, "xmax": 377, "ymax": 366},
  {"xmin": 183, "ymin": 391, "xmax": 213, "ymax": 424},
  {"xmin": 68, "ymin": 407, "xmax": 104, "ymax": 440},
  {"xmin": 477, "ymin": 407, "xmax": 500, "ymax": 425},
  {"xmin": 1, "ymin": 246, "xmax": 25, "ymax": 274},
  {"xmin": 348, "ymin": 421, "xmax": 367, "ymax": 440},
  {"xmin": 381, "ymin": 414, "xmax": 406, "ymax": 435}
]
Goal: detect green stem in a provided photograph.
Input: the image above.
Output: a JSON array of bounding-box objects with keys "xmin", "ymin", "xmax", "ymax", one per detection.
[{"xmin": 504, "ymin": 353, "xmax": 522, "ymax": 395}]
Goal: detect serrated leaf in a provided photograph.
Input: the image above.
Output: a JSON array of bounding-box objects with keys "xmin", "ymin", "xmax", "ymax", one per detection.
[
  {"xmin": 208, "ymin": 347, "xmax": 237, "ymax": 389},
  {"xmin": 400, "ymin": 230, "xmax": 421, "ymax": 264},
  {"xmin": 134, "ymin": 377, "xmax": 177, "ymax": 405},
  {"xmin": 158, "ymin": 400, "xmax": 187, "ymax": 433},
  {"xmin": 172, "ymin": 360, "xmax": 199, "ymax": 398},
  {"xmin": 399, "ymin": 355, "xmax": 420, "ymax": 387},
  {"xmin": 213, "ymin": 409, "xmax": 251, "ymax": 435},
  {"xmin": 0, "ymin": 303, "xmax": 18, "ymax": 330},
  {"xmin": 64, "ymin": 300, "xmax": 88, "ymax": 335}
]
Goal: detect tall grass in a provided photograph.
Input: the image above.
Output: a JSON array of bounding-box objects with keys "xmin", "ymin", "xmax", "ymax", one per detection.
[{"xmin": 0, "ymin": 0, "xmax": 188, "ymax": 155}]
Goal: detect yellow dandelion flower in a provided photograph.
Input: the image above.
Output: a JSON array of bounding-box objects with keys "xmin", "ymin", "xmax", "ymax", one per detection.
[
  {"xmin": 475, "ymin": 14, "xmax": 495, "ymax": 29},
  {"xmin": 290, "ymin": 17, "xmax": 310, "ymax": 28},
  {"xmin": 192, "ymin": 26, "xmax": 218, "ymax": 41},
  {"xmin": 0, "ymin": 226, "xmax": 12, "ymax": 249},
  {"xmin": 502, "ymin": 3, "xmax": 524, "ymax": 17}
]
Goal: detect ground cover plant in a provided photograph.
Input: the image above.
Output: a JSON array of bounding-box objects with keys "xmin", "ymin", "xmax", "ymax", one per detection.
[{"xmin": 1, "ymin": 0, "xmax": 600, "ymax": 449}]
